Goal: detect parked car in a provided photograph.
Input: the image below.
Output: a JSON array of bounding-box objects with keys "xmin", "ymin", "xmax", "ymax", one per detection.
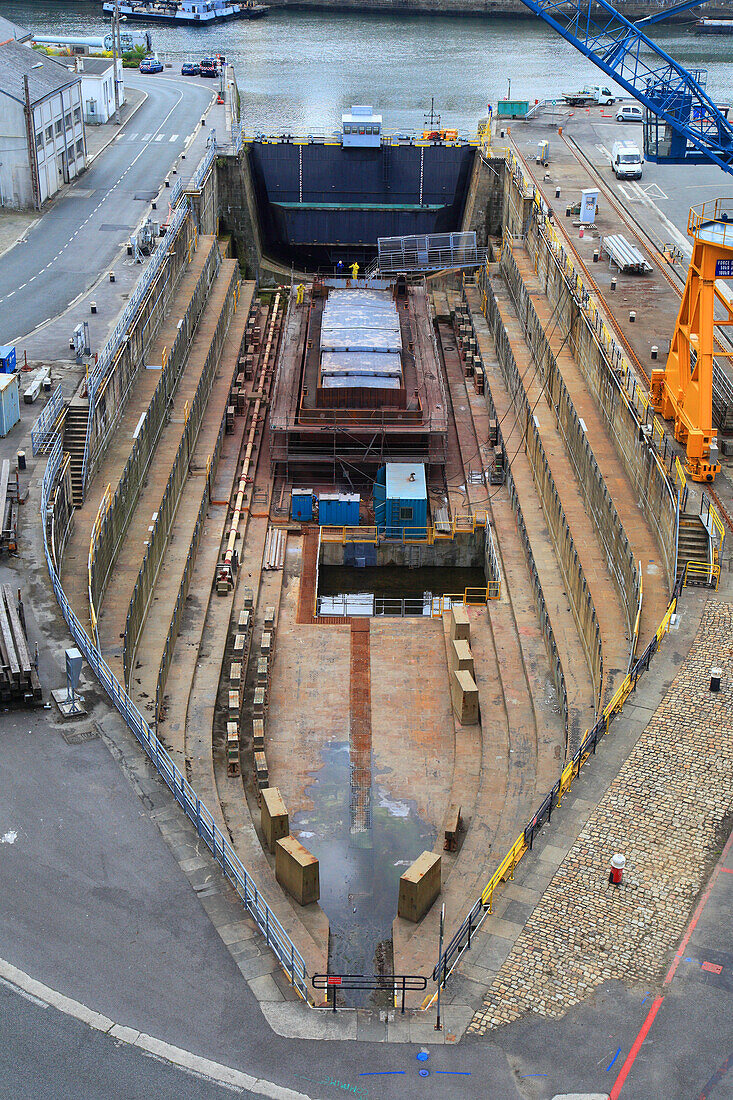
[
  {"xmin": 181, "ymin": 61, "xmax": 200, "ymax": 76},
  {"xmin": 616, "ymin": 103, "xmax": 643, "ymax": 122},
  {"xmin": 139, "ymin": 56, "xmax": 163, "ymax": 74},
  {"xmin": 199, "ymin": 56, "xmax": 220, "ymax": 78}
]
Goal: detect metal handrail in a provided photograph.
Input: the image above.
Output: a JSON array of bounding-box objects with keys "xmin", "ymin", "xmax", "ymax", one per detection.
[
  {"xmin": 41, "ymin": 439, "xmax": 310, "ymax": 1001},
  {"xmin": 31, "ymin": 384, "xmax": 64, "ymax": 456}
]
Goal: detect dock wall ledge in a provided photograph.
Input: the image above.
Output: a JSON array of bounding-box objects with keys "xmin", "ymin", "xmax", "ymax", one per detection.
[
  {"xmin": 81, "ymin": 213, "xmax": 200, "ymax": 493},
  {"xmin": 499, "ymin": 242, "xmax": 642, "ymax": 656},
  {"xmin": 123, "ymin": 265, "xmax": 240, "ymax": 691},
  {"xmin": 525, "ymin": 203, "xmax": 679, "ymax": 590},
  {"xmin": 472, "ymin": 267, "xmax": 604, "ymax": 713},
  {"xmin": 88, "ymin": 237, "xmax": 223, "ymax": 621}
]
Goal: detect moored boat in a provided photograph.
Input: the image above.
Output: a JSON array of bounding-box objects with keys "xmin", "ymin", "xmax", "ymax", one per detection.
[{"xmin": 101, "ymin": 0, "xmax": 268, "ymax": 25}]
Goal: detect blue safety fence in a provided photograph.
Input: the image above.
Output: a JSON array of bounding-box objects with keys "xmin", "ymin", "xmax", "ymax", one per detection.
[
  {"xmin": 42, "ymin": 438, "xmax": 309, "ymax": 1001},
  {"xmin": 31, "ymin": 385, "xmax": 64, "ymax": 456}
]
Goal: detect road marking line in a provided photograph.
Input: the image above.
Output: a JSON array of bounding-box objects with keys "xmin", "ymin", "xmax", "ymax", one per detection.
[
  {"xmin": 142, "ymin": 133, "xmax": 152, "ymax": 141},
  {"xmin": 155, "ymin": 135, "xmax": 164, "ymax": 142},
  {"xmin": 0, "ymin": 955, "xmax": 315, "ymax": 1100},
  {"xmin": 169, "ymin": 134, "xmax": 179, "ymax": 142},
  {"xmin": 611, "ymin": 825, "xmax": 733, "ymax": 1097}
]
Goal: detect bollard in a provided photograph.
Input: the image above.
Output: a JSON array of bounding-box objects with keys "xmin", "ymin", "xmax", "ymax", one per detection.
[
  {"xmin": 579, "ymin": 227, "xmax": 584, "ymax": 238},
  {"xmin": 611, "ymin": 277, "xmax": 617, "ymax": 291},
  {"xmin": 593, "ymin": 249, "xmax": 599, "ymax": 262},
  {"xmin": 90, "ymin": 301, "xmax": 97, "ymax": 314},
  {"xmin": 109, "ymin": 271, "xmax": 115, "ymax": 283},
  {"xmin": 710, "ymin": 667, "xmax": 722, "ymax": 692},
  {"xmin": 609, "ymin": 853, "xmax": 625, "ymax": 886},
  {"xmin": 629, "ymin": 310, "xmax": 636, "ymax": 322},
  {"xmin": 17, "ymin": 451, "xmax": 26, "ymax": 472},
  {"xmin": 555, "ymin": 186, "xmax": 561, "ymax": 199},
  {"xmin": 165, "ymin": 178, "xmax": 170, "ymax": 188},
  {"xmin": 651, "ymin": 345, "xmax": 658, "ymax": 360}
]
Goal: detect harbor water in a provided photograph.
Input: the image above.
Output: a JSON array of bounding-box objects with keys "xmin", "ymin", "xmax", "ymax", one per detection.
[{"xmin": 12, "ymin": 1, "xmax": 733, "ymax": 135}]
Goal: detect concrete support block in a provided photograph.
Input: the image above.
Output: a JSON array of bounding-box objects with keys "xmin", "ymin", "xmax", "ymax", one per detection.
[
  {"xmin": 253, "ymin": 717, "xmax": 265, "ymax": 750},
  {"xmin": 254, "ymin": 749, "xmax": 269, "ymax": 788},
  {"xmin": 451, "ymin": 638, "xmax": 475, "ymax": 678},
  {"xmin": 253, "ymin": 686, "xmax": 266, "ymax": 718},
  {"xmin": 229, "ymin": 661, "xmax": 242, "ymax": 692},
  {"xmin": 233, "ymin": 633, "xmax": 246, "ymax": 656},
  {"xmin": 449, "ymin": 607, "xmax": 470, "ymax": 643},
  {"xmin": 398, "ymin": 851, "xmax": 441, "ymax": 922},
  {"xmin": 264, "ymin": 605, "xmax": 276, "ymax": 632},
  {"xmin": 228, "ymin": 689, "xmax": 241, "ymax": 719},
  {"xmin": 226, "ymin": 721, "xmax": 240, "ymax": 777},
  {"xmin": 261, "ymin": 787, "xmax": 289, "ymax": 854},
  {"xmin": 451, "ymin": 669, "xmax": 479, "ymax": 725},
  {"xmin": 261, "ymin": 631, "xmax": 272, "ymax": 659},
  {"xmin": 276, "ymin": 836, "xmax": 320, "ymax": 906},
  {"xmin": 257, "ymin": 657, "xmax": 269, "ymax": 685},
  {"xmin": 238, "ymin": 609, "xmax": 251, "ymax": 633}
]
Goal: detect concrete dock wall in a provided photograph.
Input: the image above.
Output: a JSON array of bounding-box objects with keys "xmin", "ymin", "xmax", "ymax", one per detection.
[
  {"xmin": 218, "ymin": 149, "xmax": 264, "ymax": 280},
  {"xmin": 526, "ymin": 213, "xmax": 678, "ymax": 589},
  {"xmin": 85, "ymin": 213, "xmax": 199, "ymax": 487},
  {"xmin": 461, "ymin": 154, "xmax": 505, "ymax": 248},
  {"xmin": 478, "ymin": 265, "xmax": 604, "ymax": 709},
  {"xmin": 320, "ymin": 529, "xmax": 485, "ymax": 569},
  {"xmin": 123, "ymin": 265, "xmax": 240, "ymax": 689},
  {"xmin": 500, "ymin": 244, "xmax": 641, "ymax": 647},
  {"xmin": 88, "ymin": 240, "xmax": 222, "ymax": 616}
]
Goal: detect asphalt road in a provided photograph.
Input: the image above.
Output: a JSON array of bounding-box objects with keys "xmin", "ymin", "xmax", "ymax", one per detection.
[{"xmin": 0, "ymin": 73, "xmax": 214, "ymax": 343}]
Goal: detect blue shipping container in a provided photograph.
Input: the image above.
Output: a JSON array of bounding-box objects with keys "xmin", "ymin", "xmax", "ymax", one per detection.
[
  {"xmin": 384, "ymin": 462, "xmax": 428, "ymax": 533},
  {"xmin": 318, "ymin": 492, "xmax": 360, "ymax": 526},
  {"xmin": 291, "ymin": 489, "xmax": 314, "ymax": 521},
  {"xmin": 0, "ymin": 373, "xmax": 20, "ymax": 437},
  {"xmin": 0, "ymin": 345, "xmax": 16, "ymax": 374}
]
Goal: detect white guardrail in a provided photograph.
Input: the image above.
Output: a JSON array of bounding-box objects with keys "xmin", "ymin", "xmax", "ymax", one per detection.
[
  {"xmin": 31, "ymin": 384, "xmax": 64, "ymax": 456},
  {"xmin": 41, "ymin": 437, "xmax": 309, "ymax": 1000}
]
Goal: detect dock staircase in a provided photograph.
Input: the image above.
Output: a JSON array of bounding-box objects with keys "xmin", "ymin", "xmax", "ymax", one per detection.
[
  {"xmin": 676, "ymin": 513, "xmax": 712, "ymax": 586},
  {"xmin": 62, "ymin": 401, "xmax": 89, "ymax": 507}
]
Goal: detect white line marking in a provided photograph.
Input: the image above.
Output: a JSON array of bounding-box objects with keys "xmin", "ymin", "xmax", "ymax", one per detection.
[
  {"xmin": 154, "ymin": 134, "xmax": 164, "ymax": 142},
  {"xmin": 0, "ymin": 956, "xmax": 315, "ymax": 1100},
  {"xmin": 169, "ymin": 134, "xmax": 178, "ymax": 142},
  {"xmin": 142, "ymin": 133, "xmax": 152, "ymax": 142}
]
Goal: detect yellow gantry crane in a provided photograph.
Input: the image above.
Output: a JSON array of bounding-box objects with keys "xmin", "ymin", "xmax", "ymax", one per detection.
[{"xmin": 651, "ymin": 198, "xmax": 733, "ymax": 483}]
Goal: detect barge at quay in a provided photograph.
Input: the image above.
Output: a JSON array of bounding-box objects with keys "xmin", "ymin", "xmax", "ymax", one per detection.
[{"xmin": 101, "ymin": 0, "xmax": 268, "ymax": 24}]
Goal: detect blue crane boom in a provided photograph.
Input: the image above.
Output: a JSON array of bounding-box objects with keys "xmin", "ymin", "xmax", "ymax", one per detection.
[{"xmin": 518, "ymin": 0, "xmax": 733, "ymax": 170}]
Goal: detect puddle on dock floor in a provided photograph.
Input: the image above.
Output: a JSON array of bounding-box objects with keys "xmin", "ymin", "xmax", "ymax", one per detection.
[{"xmin": 293, "ymin": 740, "xmax": 435, "ymax": 1006}]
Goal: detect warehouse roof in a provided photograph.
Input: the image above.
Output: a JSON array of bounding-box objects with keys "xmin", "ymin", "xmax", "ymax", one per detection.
[
  {"xmin": 0, "ymin": 40, "xmax": 81, "ymax": 106},
  {"xmin": 0, "ymin": 15, "xmax": 31, "ymax": 44}
]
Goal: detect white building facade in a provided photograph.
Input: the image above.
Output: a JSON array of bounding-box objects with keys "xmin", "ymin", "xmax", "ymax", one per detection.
[
  {"xmin": 77, "ymin": 56, "xmax": 124, "ymax": 125},
  {"xmin": 0, "ymin": 41, "xmax": 86, "ymax": 209}
]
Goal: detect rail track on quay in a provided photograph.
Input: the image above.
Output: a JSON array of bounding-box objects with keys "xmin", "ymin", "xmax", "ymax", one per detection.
[{"xmin": 513, "ymin": 139, "xmax": 733, "ymax": 536}]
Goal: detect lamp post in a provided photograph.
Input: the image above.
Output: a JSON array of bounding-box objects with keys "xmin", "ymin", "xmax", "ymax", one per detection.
[{"xmin": 111, "ymin": 0, "xmax": 121, "ymax": 125}]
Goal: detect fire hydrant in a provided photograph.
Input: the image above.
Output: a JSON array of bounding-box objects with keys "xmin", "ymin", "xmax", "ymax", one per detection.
[{"xmin": 609, "ymin": 853, "xmax": 626, "ymax": 886}]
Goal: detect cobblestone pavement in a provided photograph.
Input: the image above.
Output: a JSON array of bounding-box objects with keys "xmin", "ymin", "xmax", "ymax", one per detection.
[{"xmin": 469, "ymin": 598, "xmax": 733, "ymax": 1033}]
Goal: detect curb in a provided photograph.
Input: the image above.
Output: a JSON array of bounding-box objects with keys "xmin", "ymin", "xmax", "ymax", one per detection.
[{"xmin": 85, "ymin": 87, "xmax": 149, "ymax": 167}]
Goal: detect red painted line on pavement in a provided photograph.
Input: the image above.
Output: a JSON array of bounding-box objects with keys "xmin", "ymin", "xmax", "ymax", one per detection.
[
  {"xmin": 720, "ymin": 867, "xmax": 733, "ymax": 875},
  {"xmin": 666, "ymin": 829, "xmax": 733, "ymax": 986},
  {"xmin": 610, "ymin": 827, "xmax": 733, "ymax": 1097},
  {"xmin": 609, "ymin": 995, "xmax": 664, "ymax": 1100}
]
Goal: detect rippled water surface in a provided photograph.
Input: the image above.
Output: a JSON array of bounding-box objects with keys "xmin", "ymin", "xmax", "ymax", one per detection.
[{"xmin": 12, "ymin": 1, "xmax": 733, "ymax": 134}]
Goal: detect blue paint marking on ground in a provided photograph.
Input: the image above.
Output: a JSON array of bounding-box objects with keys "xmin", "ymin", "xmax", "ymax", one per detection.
[
  {"xmin": 606, "ymin": 1048, "xmax": 622, "ymax": 1072},
  {"xmin": 435, "ymin": 1070, "xmax": 473, "ymax": 1075},
  {"xmin": 416, "ymin": 1052, "xmax": 429, "ymax": 1062},
  {"xmin": 519, "ymin": 1074, "xmax": 548, "ymax": 1079},
  {"xmin": 358, "ymin": 1071, "xmax": 406, "ymax": 1077}
]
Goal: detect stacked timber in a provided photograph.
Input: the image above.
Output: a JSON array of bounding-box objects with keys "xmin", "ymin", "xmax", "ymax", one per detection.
[
  {"xmin": 0, "ymin": 586, "xmax": 41, "ymax": 703},
  {"xmin": 263, "ymin": 525, "xmax": 285, "ymax": 570}
]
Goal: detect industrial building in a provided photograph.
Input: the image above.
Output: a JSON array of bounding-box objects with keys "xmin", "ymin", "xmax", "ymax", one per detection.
[{"xmin": 0, "ymin": 39, "xmax": 86, "ymax": 209}]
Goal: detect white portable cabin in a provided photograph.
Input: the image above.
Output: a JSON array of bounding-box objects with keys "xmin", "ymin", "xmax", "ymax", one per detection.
[{"xmin": 342, "ymin": 104, "xmax": 382, "ymax": 148}]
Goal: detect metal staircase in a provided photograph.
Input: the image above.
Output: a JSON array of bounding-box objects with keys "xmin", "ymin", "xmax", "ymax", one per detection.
[
  {"xmin": 62, "ymin": 402, "xmax": 90, "ymax": 507},
  {"xmin": 676, "ymin": 514, "xmax": 712, "ymax": 585}
]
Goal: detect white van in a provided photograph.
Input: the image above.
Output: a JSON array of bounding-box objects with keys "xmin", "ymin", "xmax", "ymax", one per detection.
[
  {"xmin": 616, "ymin": 104, "xmax": 643, "ymax": 122},
  {"xmin": 611, "ymin": 140, "xmax": 643, "ymax": 179}
]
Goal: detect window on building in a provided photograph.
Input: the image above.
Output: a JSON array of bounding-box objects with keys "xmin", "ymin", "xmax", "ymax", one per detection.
[
  {"xmin": 68, "ymin": 147, "xmax": 75, "ymax": 163},
  {"xmin": 76, "ymin": 139, "xmax": 84, "ymax": 156},
  {"xmin": 55, "ymin": 119, "xmax": 63, "ymax": 135},
  {"xmin": 399, "ymin": 506, "xmax": 414, "ymax": 521},
  {"xmin": 73, "ymin": 107, "xmax": 81, "ymax": 124},
  {"xmin": 64, "ymin": 113, "xmax": 71, "ymax": 130},
  {"xmin": 343, "ymin": 124, "xmax": 351, "ymax": 134},
  {"xmin": 35, "ymin": 131, "xmax": 44, "ymax": 149},
  {"xmin": 45, "ymin": 125, "xmax": 53, "ymax": 142}
]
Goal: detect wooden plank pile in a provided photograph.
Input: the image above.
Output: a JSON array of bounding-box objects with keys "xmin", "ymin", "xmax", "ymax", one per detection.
[{"xmin": 0, "ymin": 585, "xmax": 41, "ymax": 704}]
